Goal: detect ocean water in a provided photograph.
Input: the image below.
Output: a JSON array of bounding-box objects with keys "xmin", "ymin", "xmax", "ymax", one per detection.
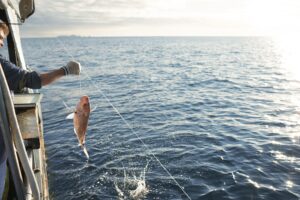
[{"xmin": 17, "ymin": 37, "xmax": 300, "ymax": 199}]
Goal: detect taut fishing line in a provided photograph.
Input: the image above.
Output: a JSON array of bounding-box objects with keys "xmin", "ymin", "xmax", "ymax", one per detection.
[
  {"xmin": 54, "ymin": 39, "xmax": 192, "ymax": 200},
  {"xmin": 37, "ymin": 12, "xmax": 192, "ymax": 200}
]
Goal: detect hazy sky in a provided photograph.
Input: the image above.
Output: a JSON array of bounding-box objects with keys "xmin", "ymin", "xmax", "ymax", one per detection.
[{"xmin": 19, "ymin": 0, "xmax": 300, "ymax": 37}]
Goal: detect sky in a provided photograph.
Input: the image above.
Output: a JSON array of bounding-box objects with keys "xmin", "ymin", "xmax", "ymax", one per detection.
[{"xmin": 18, "ymin": 0, "xmax": 300, "ymax": 37}]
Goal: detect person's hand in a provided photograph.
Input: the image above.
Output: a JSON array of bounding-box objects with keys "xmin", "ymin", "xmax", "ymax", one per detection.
[{"xmin": 62, "ymin": 61, "xmax": 81, "ymax": 75}]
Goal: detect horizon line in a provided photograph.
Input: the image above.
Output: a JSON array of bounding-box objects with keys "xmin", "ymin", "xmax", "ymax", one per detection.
[{"xmin": 21, "ymin": 35, "xmax": 271, "ymax": 39}]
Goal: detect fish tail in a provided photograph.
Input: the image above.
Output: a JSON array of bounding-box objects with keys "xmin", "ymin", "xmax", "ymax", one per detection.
[{"xmin": 82, "ymin": 145, "xmax": 89, "ymax": 159}]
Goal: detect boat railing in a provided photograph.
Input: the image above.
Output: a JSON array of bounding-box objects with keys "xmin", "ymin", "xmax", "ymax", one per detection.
[{"xmin": 0, "ymin": 65, "xmax": 40, "ymax": 200}]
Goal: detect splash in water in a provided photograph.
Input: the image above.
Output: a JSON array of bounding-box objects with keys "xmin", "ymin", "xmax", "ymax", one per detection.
[{"xmin": 114, "ymin": 163, "xmax": 149, "ymax": 200}]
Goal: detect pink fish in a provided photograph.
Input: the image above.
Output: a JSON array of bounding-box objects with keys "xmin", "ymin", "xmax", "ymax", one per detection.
[{"xmin": 67, "ymin": 95, "xmax": 90, "ymax": 159}]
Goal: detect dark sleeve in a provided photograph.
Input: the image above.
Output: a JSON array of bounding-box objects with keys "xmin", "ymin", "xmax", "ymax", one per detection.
[
  {"xmin": 24, "ymin": 71, "xmax": 42, "ymax": 89},
  {"xmin": 0, "ymin": 56, "xmax": 41, "ymax": 91},
  {"xmin": 0, "ymin": 132, "xmax": 7, "ymax": 164}
]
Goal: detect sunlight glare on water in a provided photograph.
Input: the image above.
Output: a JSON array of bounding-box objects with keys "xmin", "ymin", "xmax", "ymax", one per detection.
[
  {"xmin": 273, "ymin": 36, "xmax": 300, "ymax": 80},
  {"xmin": 271, "ymin": 36, "xmax": 300, "ymax": 143}
]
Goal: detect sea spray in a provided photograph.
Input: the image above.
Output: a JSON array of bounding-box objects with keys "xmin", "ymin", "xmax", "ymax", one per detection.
[
  {"xmin": 115, "ymin": 162, "xmax": 149, "ymax": 199},
  {"xmin": 129, "ymin": 180, "xmax": 148, "ymax": 199}
]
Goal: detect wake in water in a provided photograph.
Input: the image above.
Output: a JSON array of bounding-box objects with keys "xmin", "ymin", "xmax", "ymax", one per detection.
[{"xmin": 114, "ymin": 163, "xmax": 149, "ymax": 200}]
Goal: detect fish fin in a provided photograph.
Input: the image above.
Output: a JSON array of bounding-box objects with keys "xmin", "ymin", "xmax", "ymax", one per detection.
[
  {"xmin": 63, "ymin": 101, "xmax": 74, "ymax": 112},
  {"xmin": 63, "ymin": 100, "xmax": 71, "ymax": 109},
  {"xmin": 82, "ymin": 145, "xmax": 89, "ymax": 159},
  {"xmin": 66, "ymin": 112, "xmax": 75, "ymax": 119},
  {"xmin": 91, "ymin": 106, "xmax": 97, "ymax": 112},
  {"xmin": 74, "ymin": 128, "xmax": 78, "ymax": 137}
]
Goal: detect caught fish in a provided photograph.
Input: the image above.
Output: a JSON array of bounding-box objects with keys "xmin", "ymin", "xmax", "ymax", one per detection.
[{"xmin": 66, "ymin": 95, "xmax": 91, "ymax": 159}]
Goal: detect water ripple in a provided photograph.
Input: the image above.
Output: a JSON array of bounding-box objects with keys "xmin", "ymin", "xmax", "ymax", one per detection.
[{"xmin": 15, "ymin": 37, "xmax": 300, "ymax": 199}]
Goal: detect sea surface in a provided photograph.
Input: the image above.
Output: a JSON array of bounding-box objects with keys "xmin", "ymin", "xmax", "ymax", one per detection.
[{"xmin": 10, "ymin": 37, "xmax": 300, "ymax": 199}]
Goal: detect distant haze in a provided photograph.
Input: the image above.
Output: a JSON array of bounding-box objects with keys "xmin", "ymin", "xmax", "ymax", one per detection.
[{"xmin": 20, "ymin": 0, "xmax": 300, "ymax": 38}]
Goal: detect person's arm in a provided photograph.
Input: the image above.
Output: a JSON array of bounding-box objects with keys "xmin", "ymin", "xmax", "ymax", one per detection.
[
  {"xmin": 40, "ymin": 68, "xmax": 65, "ymax": 86},
  {"xmin": 40, "ymin": 61, "xmax": 81, "ymax": 86},
  {"xmin": 0, "ymin": 57, "xmax": 27, "ymax": 91},
  {"xmin": 0, "ymin": 57, "xmax": 81, "ymax": 91}
]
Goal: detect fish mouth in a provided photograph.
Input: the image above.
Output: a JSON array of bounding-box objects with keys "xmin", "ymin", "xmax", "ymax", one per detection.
[
  {"xmin": 80, "ymin": 96, "xmax": 91, "ymax": 110},
  {"xmin": 80, "ymin": 95, "xmax": 90, "ymax": 103},
  {"xmin": 82, "ymin": 103, "xmax": 90, "ymax": 108}
]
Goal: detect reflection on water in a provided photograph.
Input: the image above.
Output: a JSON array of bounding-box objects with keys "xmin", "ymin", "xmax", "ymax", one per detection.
[
  {"xmin": 273, "ymin": 36, "xmax": 300, "ymax": 80},
  {"xmin": 286, "ymin": 180, "xmax": 294, "ymax": 188},
  {"xmin": 267, "ymin": 36, "xmax": 300, "ymax": 144},
  {"xmin": 248, "ymin": 178, "xmax": 260, "ymax": 188},
  {"xmin": 271, "ymin": 151, "xmax": 296, "ymax": 163}
]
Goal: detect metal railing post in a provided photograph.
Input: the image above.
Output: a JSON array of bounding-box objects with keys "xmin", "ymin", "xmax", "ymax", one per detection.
[
  {"xmin": 0, "ymin": 85, "xmax": 25, "ymax": 200},
  {"xmin": 0, "ymin": 64, "xmax": 40, "ymax": 200}
]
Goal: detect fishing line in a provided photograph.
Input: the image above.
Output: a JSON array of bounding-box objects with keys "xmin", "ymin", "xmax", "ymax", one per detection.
[
  {"xmin": 95, "ymin": 92, "xmax": 191, "ymax": 199},
  {"xmin": 54, "ymin": 38, "xmax": 83, "ymax": 96},
  {"xmin": 68, "ymin": 49, "xmax": 191, "ymax": 200},
  {"xmin": 80, "ymin": 73, "xmax": 82, "ymax": 95},
  {"xmin": 37, "ymin": 13, "xmax": 191, "ymax": 200}
]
